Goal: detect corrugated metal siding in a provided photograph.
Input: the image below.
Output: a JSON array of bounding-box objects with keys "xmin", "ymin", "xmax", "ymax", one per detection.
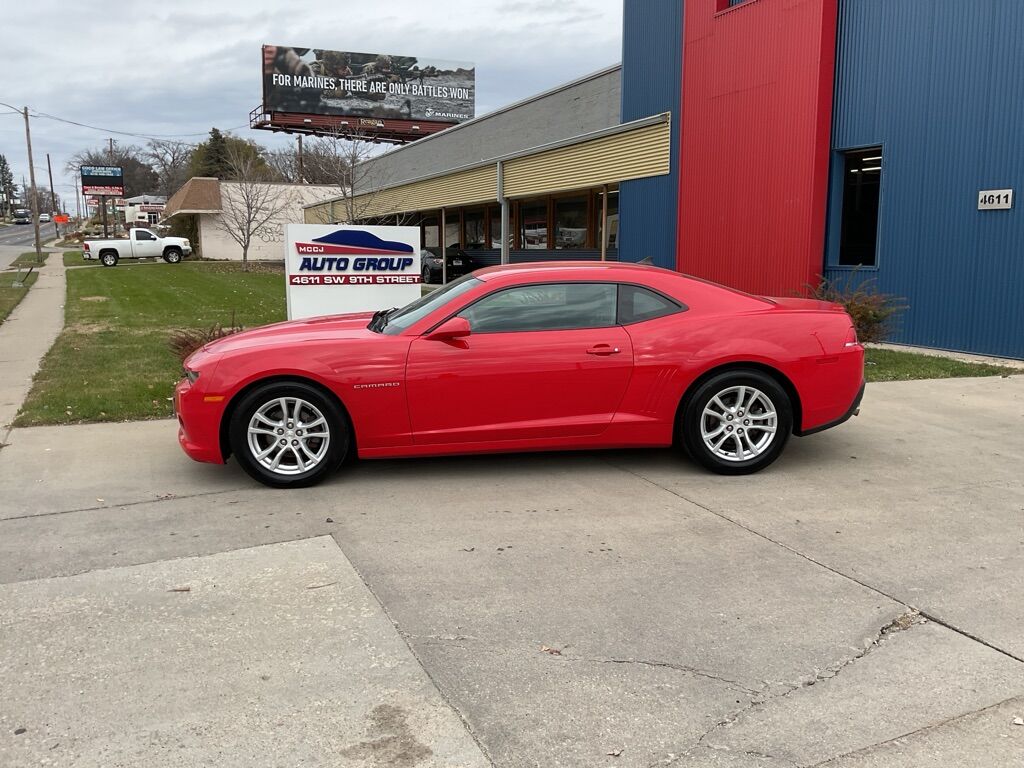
[
  {"xmin": 617, "ymin": 0, "xmax": 684, "ymax": 269},
  {"xmin": 502, "ymin": 120, "xmax": 671, "ymax": 199},
  {"xmin": 677, "ymin": 0, "xmax": 838, "ymax": 295},
  {"xmin": 827, "ymin": 0, "xmax": 1024, "ymax": 358},
  {"xmin": 340, "ymin": 165, "xmax": 497, "ymax": 221}
]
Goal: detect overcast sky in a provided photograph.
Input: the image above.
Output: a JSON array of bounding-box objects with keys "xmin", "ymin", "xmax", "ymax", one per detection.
[{"xmin": 0, "ymin": 0, "xmax": 623, "ymax": 204}]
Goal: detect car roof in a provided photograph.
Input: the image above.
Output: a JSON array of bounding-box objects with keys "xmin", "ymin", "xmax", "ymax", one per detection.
[{"xmin": 474, "ymin": 261, "xmax": 673, "ymax": 281}]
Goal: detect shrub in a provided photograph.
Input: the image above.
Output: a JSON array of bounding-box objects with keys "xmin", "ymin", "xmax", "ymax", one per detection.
[
  {"xmin": 168, "ymin": 317, "xmax": 242, "ymax": 364},
  {"xmin": 804, "ymin": 275, "xmax": 906, "ymax": 344}
]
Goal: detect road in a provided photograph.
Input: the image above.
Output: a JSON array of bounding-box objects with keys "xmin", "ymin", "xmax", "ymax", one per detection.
[
  {"xmin": 0, "ymin": 376, "xmax": 1022, "ymax": 767},
  {"xmin": 0, "ymin": 223, "xmax": 60, "ymax": 269}
]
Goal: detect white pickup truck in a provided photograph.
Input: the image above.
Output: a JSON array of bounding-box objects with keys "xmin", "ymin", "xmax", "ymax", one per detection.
[{"xmin": 83, "ymin": 228, "xmax": 192, "ymax": 267}]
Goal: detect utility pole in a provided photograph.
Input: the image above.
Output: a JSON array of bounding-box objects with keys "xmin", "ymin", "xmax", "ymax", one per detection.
[
  {"xmin": 297, "ymin": 134, "xmax": 305, "ymax": 183},
  {"xmin": 23, "ymin": 107, "xmax": 42, "ymax": 262},
  {"xmin": 46, "ymin": 153, "xmax": 59, "ymax": 239}
]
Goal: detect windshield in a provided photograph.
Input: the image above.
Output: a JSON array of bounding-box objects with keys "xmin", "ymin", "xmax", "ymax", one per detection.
[{"xmin": 378, "ymin": 275, "xmax": 483, "ymax": 335}]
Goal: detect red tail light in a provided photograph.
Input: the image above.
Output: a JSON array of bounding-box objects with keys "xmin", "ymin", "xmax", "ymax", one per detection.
[
  {"xmin": 83, "ymin": 243, "xmax": 90, "ymax": 252},
  {"xmin": 844, "ymin": 326, "xmax": 859, "ymax": 347}
]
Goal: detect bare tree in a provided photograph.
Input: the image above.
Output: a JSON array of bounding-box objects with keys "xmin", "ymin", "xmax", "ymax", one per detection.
[
  {"xmin": 214, "ymin": 145, "xmax": 294, "ymax": 272},
  {"xmin": 303, "ymin": 130, "xmax": 402, "ymax": 224},
  {"xmin": 144, "ymin": 140, "xmax": 193, "ymax": 197},
  {"xmin": 264, "ymin": 146, "xmax": 301, "ymax": 183}
]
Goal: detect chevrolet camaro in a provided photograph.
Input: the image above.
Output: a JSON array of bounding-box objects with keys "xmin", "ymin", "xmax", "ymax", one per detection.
[{"xmin": 175, "ymin": 262, "xmax": 865, "ymax": 488}]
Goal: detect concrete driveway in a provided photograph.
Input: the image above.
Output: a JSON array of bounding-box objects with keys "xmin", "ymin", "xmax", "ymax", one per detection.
[{"xmin": 1, "ymin": 376, "xmax": 1022, "ymax": 767}]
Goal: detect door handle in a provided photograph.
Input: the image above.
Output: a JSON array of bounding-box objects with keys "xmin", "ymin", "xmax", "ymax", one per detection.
[{"xmin": 586, "ymin": 345, "xmax": 620, "ymax": 356}]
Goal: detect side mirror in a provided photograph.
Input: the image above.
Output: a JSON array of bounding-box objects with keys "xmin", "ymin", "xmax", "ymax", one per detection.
[{"xmin": 427, "ymin": 316, "xmax": 471, "ymax": 341}]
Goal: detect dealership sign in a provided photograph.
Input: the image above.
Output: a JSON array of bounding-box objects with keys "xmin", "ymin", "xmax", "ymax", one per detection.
[
  {"xmin": 80, "ymin": 165, "xmax": 125, "ymax": 197},
  {"xmin": 262, "ymin": 45, "xmax": 475, "ymax": 124},
  {"xmin": 285, "ymin": 224, "xmax": 421, "ymax": 320}
]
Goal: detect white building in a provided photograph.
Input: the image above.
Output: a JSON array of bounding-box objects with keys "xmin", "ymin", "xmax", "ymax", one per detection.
[
  {"xmin": 162, "ymin": 178, "xmax": 336, "ymax": 261},
  {"xmin": 124, "ymin": 195, "xmax": 166, "ymax": 227}
]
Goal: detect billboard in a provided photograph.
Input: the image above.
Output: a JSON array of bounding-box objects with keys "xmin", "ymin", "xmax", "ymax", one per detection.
[
  {"xmin": 262, "ymin": 45, "xmax": 474, "ymax": 124},
  {"xmin": 81, "ymin": 166, "xmax": 124, "ymax": 197},
  {"xmin": 285, "ymin": 224, "xmax": 421, "ymax": 320}
]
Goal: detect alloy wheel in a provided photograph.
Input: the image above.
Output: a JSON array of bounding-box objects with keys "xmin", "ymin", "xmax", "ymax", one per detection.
[
  {"xmin": 246, "ymin": 397, "xmax": 331, "ymax": 475},
  {"xmin": 699, "ymin": 385, "xmax": 778, "ymax": 462}
]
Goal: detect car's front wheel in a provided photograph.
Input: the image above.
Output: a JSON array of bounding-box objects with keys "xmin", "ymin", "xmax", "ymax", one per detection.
[
  {"xmin": 163, "ymin": 248, "xmax": 183, "ymax": 264},
  {"xmin": 681, "ymin": 369, "xmax": 792, "ymax": 475},
  {"xmin": 421, "ymin": 265, "xmax": 433, "ymax": 284},
  {"xmin": 228, "ymin": 381, "xmax": 349, "ymax": 488}
]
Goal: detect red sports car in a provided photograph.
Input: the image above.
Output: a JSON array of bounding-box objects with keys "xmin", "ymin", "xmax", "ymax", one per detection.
[{"xmin": 175, "ymin": 262, "xmax": 864, "ymax": 488}]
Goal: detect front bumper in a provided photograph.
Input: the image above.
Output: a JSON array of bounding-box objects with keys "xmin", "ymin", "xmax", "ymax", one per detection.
[{"xmin": 174, "ymin": 377, "xmax": 227, "ymax": 464}]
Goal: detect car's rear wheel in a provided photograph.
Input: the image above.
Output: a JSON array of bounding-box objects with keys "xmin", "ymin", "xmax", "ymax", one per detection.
[
  {"xmin": 163, "ymin": 248, "xmax": 182, "ymax": 264},
  {"xmin": 421, "ymin": 265, "xmax": 433, "ymax": 284},
  {"xmin": 228, "ymin": 381, "xmax": 349, "ymax": 488},
  {"xmin": 100, "ymin": 251, "xmax": 118, "ymax": 267},
  {"xmin": 681, "ymin": 370, "xmax": 792, "ymax": 475}
]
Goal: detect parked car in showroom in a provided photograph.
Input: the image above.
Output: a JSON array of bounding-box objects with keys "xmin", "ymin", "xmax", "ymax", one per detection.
[
  {"xmin": 175, "ymin": 262, "xmax": 865, "ymax": 488},
  {"xmin": 420, "ymin": 246, "xmax": 475, "ymax": 284},
  {"xmin": 83, "ymin": 228, "xmax": 191, "ymax": 266}
]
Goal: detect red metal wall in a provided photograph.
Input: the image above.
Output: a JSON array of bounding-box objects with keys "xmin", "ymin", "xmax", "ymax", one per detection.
[{"xmin": 677, "ymin": 0, "xmax": 838, "ymax": 295}]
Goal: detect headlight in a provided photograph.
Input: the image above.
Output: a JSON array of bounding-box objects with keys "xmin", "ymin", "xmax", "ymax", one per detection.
[{"xmin": 184, "ymin": 368, "xmax": 200, "ymax": 384}]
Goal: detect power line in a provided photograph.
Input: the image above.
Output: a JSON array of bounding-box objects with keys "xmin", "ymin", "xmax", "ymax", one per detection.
[
  {"xmin": 30, "ymin": 110, "xmax": 250, "ymax": 142},
  {"xmin": 1, "ymin": 102, "xmax": 248, "ymax": 143}
]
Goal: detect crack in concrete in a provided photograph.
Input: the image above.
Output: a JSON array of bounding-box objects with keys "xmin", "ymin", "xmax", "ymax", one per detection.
[
  {"xmin": 0, "ymin": 487, "xmax": 248, "ymax": 523},
  {"xmin": 649, "ymin": 610, "xmax": 925, "ymax": 768},
  {"xmin": 566, "ymin": 655, "xmax": 762, "ymax": 696},
  {"xmin": 405, "ymin": 635, "xmax": 762, "ymax": 695},
  {"xmin": 605, "ymin": 458, "xmax": 1024, "ymax": 666},
  {"xmin": 803, "ymin": 692, "xmax": 1024, "ymax": 767}
]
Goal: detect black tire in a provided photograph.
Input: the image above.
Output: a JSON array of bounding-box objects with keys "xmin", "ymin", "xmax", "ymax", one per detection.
[
  {"xmin": 163, "ymin": 248, "xmax": 183, "ymax": 264},
  {"xmin": 100, "ymin": 251, "xmax": 118, "ymax": 267},
  {"xmin": 228, "ymin": 381, "xmax": 349, "ymax": 488},
  {"xmin": 421, "ymin": 265, "xmax": 433, "ymax": 284},
  {"xmin": 681, "ymin": 369, "xmax": 792, "ymax": 475}
]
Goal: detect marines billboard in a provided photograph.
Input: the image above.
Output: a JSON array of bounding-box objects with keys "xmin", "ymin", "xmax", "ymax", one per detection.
[{"xmin": 262, "ymin": 45, "xmax": 475, "ymax": 124}]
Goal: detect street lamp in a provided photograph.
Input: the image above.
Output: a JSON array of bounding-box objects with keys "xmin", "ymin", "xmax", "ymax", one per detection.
[{"xmin": 0, "ymin": 101, "xmax": 42, "ymax": 262}]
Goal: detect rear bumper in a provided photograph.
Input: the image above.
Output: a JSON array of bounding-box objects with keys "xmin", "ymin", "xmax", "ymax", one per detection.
[{"xmin": 797, "ymin": 379, "xmax": 865, "ymax": 437}]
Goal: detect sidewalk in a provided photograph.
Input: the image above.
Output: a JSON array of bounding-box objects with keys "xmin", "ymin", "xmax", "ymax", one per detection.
[{"xmin": 0, "ymin": 253, "xmax": 65, "ymax": 434}]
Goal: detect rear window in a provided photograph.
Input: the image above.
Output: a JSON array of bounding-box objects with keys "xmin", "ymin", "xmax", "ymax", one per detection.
[{"xmin": 617, "ymin": 284, "xmax": 683, "ymax": 324}]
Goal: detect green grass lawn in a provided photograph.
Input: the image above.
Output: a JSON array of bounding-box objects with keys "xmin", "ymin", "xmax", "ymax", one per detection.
[
  {"xmin": 15, "ymin": 262, "xmax": 287, "ymax": 426},
  {"xmin": 63, "ymin": 250, "xmax": 88, "ymax": 266},
  {"xmin": 11, "ymin": 251, "xmax": 49, "ymax": 267},
  {"xmin": 865, "ymin": 347, "xmax": 1017, "ymax": 382},
  {"xmin": 0, "ymin": 270, "xmax": 39, "ymax": 324}
]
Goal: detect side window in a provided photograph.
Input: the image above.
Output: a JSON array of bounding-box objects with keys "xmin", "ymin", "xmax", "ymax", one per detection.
[
  {"xmin": 461, "ymin": 283, "xmax": 617, "ymax": 333},
  {"xmin": 618, "ymin": 285, "xmax": 682, "ymax": 324},
  {"xmin": 134, "ymin": 230, "xmax": 153, "ymax": 241}
]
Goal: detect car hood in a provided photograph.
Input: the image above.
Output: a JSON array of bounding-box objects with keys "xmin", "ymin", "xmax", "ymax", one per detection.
[{"xmin": 201, "ymin": 312, "xmax": 376, "ymax": 354}]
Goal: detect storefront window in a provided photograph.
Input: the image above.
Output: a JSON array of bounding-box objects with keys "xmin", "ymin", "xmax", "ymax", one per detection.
[
  {"xmin": 490, "ymin": 208, "xmax": 512, "ymax": 249},
  {"xmin": 519, "ymin": 201, "xmax": 548, "ymax": 249},
  {"xmin": 463, "ymin": 209, "xmax": 486, "ymax": 250},
  {"xmin": 554, "ymin": 197, "xmax": 588, "ymax": 249},
  {"xmin": 421, "ymin": 215, "xmax": 439, "ymax": 249},
  {"xmin": 598, "ymin": 191, "xmax": 619, "ymax": 251},
  {"xmin": 444, "ymin": 218, "xmax": 460, "ymax": 252}
]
